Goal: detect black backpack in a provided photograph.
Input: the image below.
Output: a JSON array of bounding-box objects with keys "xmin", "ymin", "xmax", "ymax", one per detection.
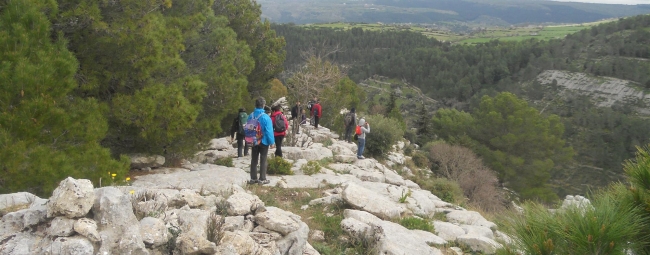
[
  {"xmin": 273, "ymin": 113, "xmax": 286, "ymax": 132},
  {"xmin": 345, "ymin": 112, "xmax": 355, "ymax": 126}
]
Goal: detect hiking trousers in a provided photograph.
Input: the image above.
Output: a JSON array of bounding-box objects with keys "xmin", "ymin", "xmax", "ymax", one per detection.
[
  {"xmin": 274, "ymin": 136, "xmax": 285, "ymax": 157},
  {"xmin": 250, "ymin": 145, "xmax": 269, "ymax": 181},
  {"xmin": 344, "ymin": 125, "xmax": 354, "ymax": 142},
  {"xmin": 357, "ymin": 138, "xmax": 366, "ymax": 157},
  {"xmin": 314, "ymin": 116, "xmax": 320, "ymax": 128},
  {"xmin": 236, "ymin": 134, "xmax": 248, "ymax": 157}
]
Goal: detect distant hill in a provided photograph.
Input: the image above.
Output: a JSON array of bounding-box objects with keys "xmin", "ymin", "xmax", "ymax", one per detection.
[{"xmin": 259, "ymin": 0, "xmax": 650, "ymax": 25}]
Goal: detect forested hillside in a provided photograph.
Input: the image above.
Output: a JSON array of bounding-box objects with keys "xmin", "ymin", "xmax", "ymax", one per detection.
[{"xmin": 274, "ymin": 15, "xmax": 650, "ymax": 199}]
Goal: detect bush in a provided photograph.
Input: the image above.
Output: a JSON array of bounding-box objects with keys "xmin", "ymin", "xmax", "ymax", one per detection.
[
  {"xmin": 267, "ymin": 156, "xmax": 294, "ymax": 175},
  {"xmin": 411, "ymin": 151, "xmax": 429, "ymax": 168},
  {"xmin": 363, "ymin": 115, "xmax": 405, "ymax": 158},
  {"xmin": 214, "ymin": 157, "xmax": 233, "ymax": 167},
  {"xmin": 301, "ymin": 161, "xmax": 322, "ymax": 175},
  {"xmin": 399, "ymin": 217, "xmax": 434, "ymax": 232},
  {"xmin": 413, "ymin": 176, "xmax": 464, "ymax": 204},
  {"xmin": 428, "ymin": 143, "xmax": 506, "ymax": 212}
]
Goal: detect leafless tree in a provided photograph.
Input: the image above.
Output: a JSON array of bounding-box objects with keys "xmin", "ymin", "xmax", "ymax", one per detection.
[{"xmin": 429, "ymin": 143, "xmax": 506, "ymax": 212}]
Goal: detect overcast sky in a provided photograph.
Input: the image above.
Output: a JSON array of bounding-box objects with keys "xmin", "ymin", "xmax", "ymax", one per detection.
[{"xmin": 551, "ymin": 0, "xmax": 649, "ymax": 4}]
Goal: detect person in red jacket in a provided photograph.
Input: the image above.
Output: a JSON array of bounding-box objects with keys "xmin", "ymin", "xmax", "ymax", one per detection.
[
  {"xmin": 270, "ymin": 104, "xmax": 289, "ymax": 157},
  {"xmin": 311, "ymin": 99, "xmax": 322, "ymax": 129}
]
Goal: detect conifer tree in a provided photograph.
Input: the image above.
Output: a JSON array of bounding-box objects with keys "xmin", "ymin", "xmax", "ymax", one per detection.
[{"xmin": 0, "ymin": 0, "xmax": 128, "ymax": 196}]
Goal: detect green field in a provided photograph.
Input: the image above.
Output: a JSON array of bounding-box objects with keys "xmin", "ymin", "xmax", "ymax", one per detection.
[{"xmin": 302, "ymin": 20, "xmax": 611, "ymax": 44}]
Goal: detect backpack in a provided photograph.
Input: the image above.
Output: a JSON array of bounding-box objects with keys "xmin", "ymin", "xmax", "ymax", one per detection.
[
  {"xmin": 273, "ymin": 113, "xmax": 286, "ymax": 132},
  {"xmin": 355, "ymin": 125, "xmax": 362, "ymax": 135},
  {"xmin": 244, "ymin": 113, "xmax": 263, "ymax": 146},
  {"xmin": 237, "ymin": 112, "xmax": 248, "ymax": 134},
  {"xmin": 344, "ymin": 112, "xmax": 354, "ymax": 126}
]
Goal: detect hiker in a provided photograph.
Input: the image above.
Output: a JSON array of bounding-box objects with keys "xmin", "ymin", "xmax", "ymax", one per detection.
[
  {"xmin": 264, "ymin": 105, "xmax": 271, "ymax": 116},
  {"xmin": 230, "ymin": 108, "xmax": 249, "ymax": 157},
  {"xmin": 344, "ymin": 108, "xmax": 357, "ymax": 143},
  {"xmin": 311, "ymin": 99, "xmax": 322, "ymax": 129},
  {"xmin": 300, "ymin": 108, "xmax": 307, "ymax": 125},
  {"xmin": 357, "ymin": 118, "xmax": 370, "ymax": 159},
  {"xmin": 291, "ymin": 101, "xmax": 301, "ymax": 134},
  {"xmin": 247, "ymin": 97, "xmax": 275, "ymax": 184},
  {"xmin": 271, "ymin": 104, "xmax": 289, "ymax": 157}
]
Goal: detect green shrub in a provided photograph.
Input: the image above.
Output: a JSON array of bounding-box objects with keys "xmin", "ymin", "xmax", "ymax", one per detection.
[
  {"xmin": 323, "ymin": 139, "xmax": 333, "ymax": 147},
  {"xmin": 501, "ymin": 189, "xmax": 648, "ymax": 255},
  {"xmin": 267, "ymin": 156, "xmax": 294, "ymax": 175},
  {"xmin": 363, "ymin": 115, "xmax": 405, "ymax": 158},
  {"xmin": 413, "ymin": 176, "xmax": 464, "ymax": 204},
  {"xmin": 214, "ymin": 157, "xmax": 233, "ymax": 167},
  {"xmin": 399, "ymin": 217, "xmax": 434, "ymax": 232},
  {"xmin": 411, "ymin": 151, "xmax": 429, "ymax": 168},
  {"xmin": 301, "ymin": 161, "xmax": 322, "ymax": 175}
]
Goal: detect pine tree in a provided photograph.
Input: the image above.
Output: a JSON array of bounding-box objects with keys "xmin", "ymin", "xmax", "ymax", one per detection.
[{"xmin": 0, "ymin": 0, "xmax": 128, "ymax": 196}]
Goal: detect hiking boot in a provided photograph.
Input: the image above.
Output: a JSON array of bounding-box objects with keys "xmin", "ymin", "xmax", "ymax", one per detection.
[
  {"xmin": 357, "ymin": 156, "xmax": 365, "ymax": 159},
  {"xmin": 247, "ymin": 179, "xmax": 258, "ymax": 184},
  {"xmin": 259, "ymin": 179, "xmax": 270, "ymax": 185}
]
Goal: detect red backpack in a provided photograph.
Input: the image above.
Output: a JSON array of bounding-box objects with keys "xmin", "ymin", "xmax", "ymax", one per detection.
[{"xmin": 355, "ymin": 125, "xmax": 362, "ymax": 135}]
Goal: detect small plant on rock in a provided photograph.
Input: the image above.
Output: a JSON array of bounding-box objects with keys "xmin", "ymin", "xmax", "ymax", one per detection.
[
  {"xmin": 214, "ymin": 157, "xmax": 234, "ymax": 167},
  {"xmin": 267, "ymin": 156, "xmax": 294, "ymax": 175},
  {"xmin": 399, "ymin": 189, "xmax": 412, "ymax": 203},
  {"xmin": 302, "ymin": 161, "xmax": 322, "ymax": 175},
  {"xmin": 206, "ymin": 212, "xmax": 225, "ymax": 244},
  {"xmin": 399, "ymin": 217, "xmax": 434, "ymax": 232}
]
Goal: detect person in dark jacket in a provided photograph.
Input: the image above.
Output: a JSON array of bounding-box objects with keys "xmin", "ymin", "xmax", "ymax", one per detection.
[
  {"xmin": 248, "ymin": 97, "xmax": 275, "ymax": 185},
  {"xmin": 290, "ymin": 101, "xmax": 301, "ymax": 134},
  {"xmin": 344, "ymin": 108, "xmax": 357, "ymax": 143},
  {"xmin": 270, "ymin": 105, "xmax": 289, "ymax": 157},
  {"xmin": 230, "ymin": 108, "xmax": 248, "ymax": 157},
  {"xmin": 311, "ymin": 99, "xmax": 322, "ymax": 129}
]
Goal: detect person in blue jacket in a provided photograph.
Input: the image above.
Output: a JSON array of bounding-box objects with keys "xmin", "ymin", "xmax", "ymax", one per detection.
[{"xmin": 248, "ymin": 97, "xmax": 275, "ymax": 184}]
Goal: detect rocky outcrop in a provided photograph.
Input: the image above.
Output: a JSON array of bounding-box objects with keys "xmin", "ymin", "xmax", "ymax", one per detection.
[
  {"xmin": 1, "ymin": 120, "xmax": 513, "ymax": 255},
  {"xmin": 537, "ymin": 70, "xmax": 650, "ymax": 109}
]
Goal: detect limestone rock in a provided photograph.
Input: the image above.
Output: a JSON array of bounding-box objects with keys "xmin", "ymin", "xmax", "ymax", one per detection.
[
  {"xmin": 341, "ymin": 183, "xmax": 407, "ymax": 219},
  {"xmin": 74, "ymin": 218, "xmax": 101, "ymax": 243},
  {"xmin": 140, "ymin": 217, "xmax": 169, "ymax": 248},
  {"xmin": 129, "ymin": 154, "xmax": 165, "ymax": 169},
  {"xmin": 254, "ymin": 207, "xmax": 302, "ymax": 235},
  {"xmin": 47, "ymin": 177, "xmax": 95, "ymax": 218},
  {"xmin": 227, "ymin": 191, "xmax": 263, "ymax": 216},
  {"xmin": 47, "ymin": 217, "xmax": 76, "ymax": 237},
  {"xmin": 93, "ymin": 187, "xmax": 149, "ymax": 255}
]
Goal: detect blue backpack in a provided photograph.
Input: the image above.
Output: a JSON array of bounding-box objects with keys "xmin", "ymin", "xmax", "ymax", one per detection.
[{"xmin": 244, "ymin": 113, "xmax": 263, "ymax": 146}]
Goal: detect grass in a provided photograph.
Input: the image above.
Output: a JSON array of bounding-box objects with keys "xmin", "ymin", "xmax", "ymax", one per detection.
[
  {"xmin": 302, "ymin": 22, "xmax": 597, "ymax": 44},
  {"xmin": 214, "ymin": 157, "xmax": 234, "ymax": 167},
  {"xmin": 399, "ymin": 217, "xmax": 434, "ymax": 232}
]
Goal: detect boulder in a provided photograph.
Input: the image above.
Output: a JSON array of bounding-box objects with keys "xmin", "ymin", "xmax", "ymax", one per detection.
[
  {"xmin": 45, "ymin": 236, "xmax": 94, "ymax": 255},
  {"xmin": 433, "ymin": 221, "xmax": 465, "ymax": 241},
  {"xmin": 129, "ymin": 154, "xmax": 165, "ymax": 169},
  {"xmin": 73, "ymin": 218, "xmax": 101, "ymax": 243},
  {"xmin": 140, "ymin": 217, "xmax": 169, "ymax": 248},
  {"xmin": 47, "ymin": 217, "xmax": 76, "ymax": 237},
  {"xmin": 92, "ymin": 187, "xmax": 149, "ymax": 255},
  {"xmin": 341, "ymin": 182, "xmax": 407, "ymax": 219},
  {"xmin": 219, "ymin": 231, "xmax": 273, "ymax": 255},
  {"xmin": 47, "ymin": 177, "xmax": 95, "ymax": 218},
  {"xmin": 227, "ymin": 191, "xmax": 263, "ymax": 216},
  {"xmin": 446, "ymin": 210, "xmax": 497, "ymax": 230},
  {"xmin": 254, "ymin": 207, "xmax": 302, "ymax": 235},
  {"xmin": 209, "ymin": 137, "xmax": 232, "ymax": 150},
  {"xmin": 456, "ymin": 234, "xmax": 503, "ymax": 254}
]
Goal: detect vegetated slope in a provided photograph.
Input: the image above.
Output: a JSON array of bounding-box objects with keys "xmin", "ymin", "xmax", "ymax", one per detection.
[
  {"xmin": 259, "ymin": 0, "xmax": 650, "ymax": 25},
  {"xmin": 276, "ymin": 15, "xmax": 650, "ymax": 197}
]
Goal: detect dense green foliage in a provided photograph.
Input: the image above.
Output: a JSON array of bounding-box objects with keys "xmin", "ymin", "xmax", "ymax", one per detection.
[
  {"xmin": 362, "ymin": 115, "xmax": 405, "ymax": 158},
  {"xmin": 432, "ymin": 93, "xmax": 573, "ymax": 201},
  {"xmin": 0, "ymin": 0, "xmax": 129, "ymax": 196},
  {"xmin": 0, "ymin": 0, "xmax": 284, "ymax": 195},
  {"xmin": 267, "ymin": 156, "xmax": 293, "ymax": 175}
]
